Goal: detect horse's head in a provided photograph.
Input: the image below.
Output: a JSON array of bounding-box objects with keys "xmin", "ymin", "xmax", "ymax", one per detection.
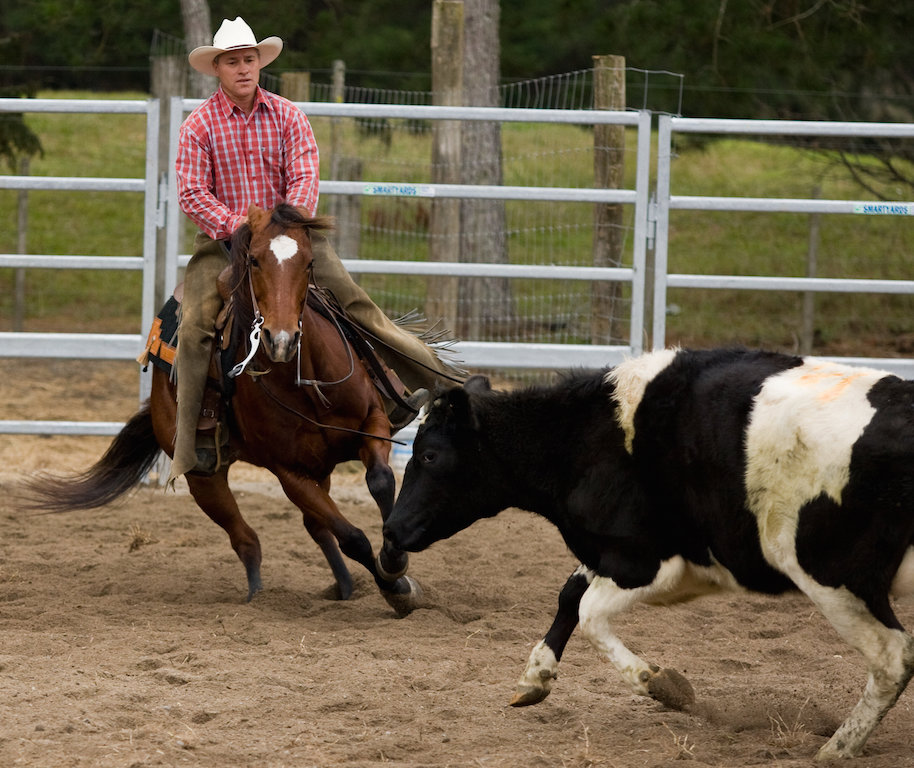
[{"xmin": 231, "ymin": 204, "xmax": 333, "ymax": 363}]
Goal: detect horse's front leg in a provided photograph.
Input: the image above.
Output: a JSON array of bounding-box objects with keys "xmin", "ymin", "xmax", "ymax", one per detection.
[
  {"xmin": 359, "ymin": 428, "xmax": 409, "ymax": 583},
  {"xmin": 273, "ymin": 467, "xmax": 420, "ymax": 616}
]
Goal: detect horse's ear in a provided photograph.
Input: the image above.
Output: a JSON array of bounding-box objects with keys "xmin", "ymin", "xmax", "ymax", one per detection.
[{"xmin": 247, "ymin": 205, "xmax": 268, "ymax": 231}]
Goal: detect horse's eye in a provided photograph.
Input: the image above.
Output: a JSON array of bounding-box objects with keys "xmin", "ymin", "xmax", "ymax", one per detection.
[
  {"xmin": 249, "ymin": 256, "xmax": 260, "ymax": 269},
  {"xmin": 420, "ymin": 450, "xmax": 437, "ymax": 466}
]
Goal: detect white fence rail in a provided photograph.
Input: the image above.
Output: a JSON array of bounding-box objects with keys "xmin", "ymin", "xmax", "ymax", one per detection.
[
  {"xmin": 2, "ymin": 99, "xmax": 914, "ymax": 436},
  {"xmin": 165, "ymin": 98, "xmax": 654, "ymax": 372},
  {"xmin": 0, "ymin": 98, "xmax": 161, "ymax": 435},
  {"xmin": 653, "ymin": 114, "xmax": 914, "ymax": 378}
]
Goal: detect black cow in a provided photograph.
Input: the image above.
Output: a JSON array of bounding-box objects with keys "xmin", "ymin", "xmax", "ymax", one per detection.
[{"xmin": 384, "ymin": 348, "xmax": 914, "ymax": 761}]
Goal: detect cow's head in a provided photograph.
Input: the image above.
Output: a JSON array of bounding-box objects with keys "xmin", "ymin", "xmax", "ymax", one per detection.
[{"xmin": 384, "ymin": 375, "xmax": 510, "ymax": 552}]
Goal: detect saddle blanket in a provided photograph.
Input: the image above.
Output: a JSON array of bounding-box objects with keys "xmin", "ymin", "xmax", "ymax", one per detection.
[{"xmin": 137, "ymin": 295, "xmax": 179, "ymax": 374}]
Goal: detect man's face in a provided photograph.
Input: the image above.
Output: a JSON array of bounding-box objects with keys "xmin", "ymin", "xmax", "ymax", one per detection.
[{"xmin": 213, "ymin": 47, "xmax": 262, "ymax": 105}]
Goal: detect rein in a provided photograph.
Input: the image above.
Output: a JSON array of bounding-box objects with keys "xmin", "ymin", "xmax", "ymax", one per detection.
[{"xmin": 255, "ymin": 376, "xmax": 406, "ymax": 445}]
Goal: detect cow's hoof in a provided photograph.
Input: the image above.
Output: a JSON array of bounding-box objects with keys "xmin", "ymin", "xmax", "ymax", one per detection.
[
  {"xmin": 381, "ymin": 576, "xmax": 424, "ymax": 617},
  {"xmin": 815, "ymin": 735, "xmax": 858, "ymax": 762},
  {"xmin": 645, "ymin": 667, "xmax": 695, "ymax": 711},
  {"xmin": 510, "ymin": 683, "xmax": 551, "ymax": 707}
]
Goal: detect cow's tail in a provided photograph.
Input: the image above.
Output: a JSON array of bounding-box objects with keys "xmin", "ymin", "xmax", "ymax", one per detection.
[{"xmin": 19, "ymin": 405, "xmax": 162, "ymax": 512}]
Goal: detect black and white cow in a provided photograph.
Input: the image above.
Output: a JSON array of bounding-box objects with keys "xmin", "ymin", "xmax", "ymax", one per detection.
[{"xmin": 384, "ymin": 348, "xmax": 914, "ymax": 761}]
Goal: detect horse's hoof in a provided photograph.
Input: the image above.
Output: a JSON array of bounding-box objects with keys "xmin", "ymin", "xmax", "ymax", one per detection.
[
  {"xmin": 245, "ymin": 579, "xmax": 264, "ymax": 603},
  {"xmin": 510, "ymin": 684, "xmax": 551, "ymax": 707},
  {"xmin": 646, "ymin": 667, "xmax": 695, "ymax": 712},
  {"xmin": 318, "ymin": 579, "xmax": 353, "ymax": 601},
  {"xmin": 381, "ymin": 575, "xmax": 424, "ymax": 617},
  {"xmin": 375, "ymin": 552, "xmax": 408, "ymax": 582}
]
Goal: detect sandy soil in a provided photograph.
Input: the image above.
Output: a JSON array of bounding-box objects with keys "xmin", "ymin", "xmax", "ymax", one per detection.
[{"xmin": 1, "ymin": 360, "xmax": 912, "ymax": 768}]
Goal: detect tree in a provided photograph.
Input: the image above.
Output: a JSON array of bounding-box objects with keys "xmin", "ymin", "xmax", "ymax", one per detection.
[
  {"xmin": 180, "ymin": 0, "xmax": 213, "ymax": 99},
  {"xmin": 458, "ymin": 0, "xmax": 512, "ymax": 340},
  {"xmin": 0, "ymin": 87, "xmax": 43, "ymax": 172}
]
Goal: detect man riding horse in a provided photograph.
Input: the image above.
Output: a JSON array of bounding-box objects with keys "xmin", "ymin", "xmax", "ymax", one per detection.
[{"xmin": 174, "ymin": 16, "xmax": 457, "ymax": 482}]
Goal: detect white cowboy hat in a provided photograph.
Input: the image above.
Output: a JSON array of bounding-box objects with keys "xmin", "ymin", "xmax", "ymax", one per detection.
[{"xmin": 188, "ymin": 17, "xmax": 283, "ymax": 75}]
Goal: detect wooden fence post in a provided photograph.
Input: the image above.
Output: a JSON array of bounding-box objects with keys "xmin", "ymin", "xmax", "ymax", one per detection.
[
  {"xmin": 325, "ymin": 60, "xmax": 362, "ymax": 265},
  {"xmin": 427, "ymin": 0, "xmax": 463, "ymax": 334},
  {"xmin": 800, "ymin": 184, "xmax": 822, "ymax": 354},
  {"xmin": 591, "ymin": 54, "xmax": 626, "ymax": 345},
  {"xmin": 280, "ymin": 72, "xmax": 311, "ymax": 102},
  {"xmin": 458, "ymin": 0, "xmax": 512, "ymax": 340}
]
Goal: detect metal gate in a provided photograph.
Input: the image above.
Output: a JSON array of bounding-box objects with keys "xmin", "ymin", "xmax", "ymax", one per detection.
[{"xmin": 0, "ymin": 97, "xmax": 160, "ymax": 436}]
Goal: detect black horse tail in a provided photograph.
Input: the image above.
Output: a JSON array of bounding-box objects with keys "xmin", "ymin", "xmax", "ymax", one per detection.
[{"xmin": 20, "ymin": 405, "xmax": 162, "ymax": 513}]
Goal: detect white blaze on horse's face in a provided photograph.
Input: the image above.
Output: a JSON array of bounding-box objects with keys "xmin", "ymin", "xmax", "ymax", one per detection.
[
  {"xmin": 256, "ymin": 232, "xmax": 307, "ymax": 363},
  {"xmin": 269, "ymin": 234, "xmax": 299, "ymax": 265}
]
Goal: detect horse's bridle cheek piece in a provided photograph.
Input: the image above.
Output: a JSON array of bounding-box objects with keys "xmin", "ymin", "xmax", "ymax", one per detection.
[{"xmin": 230, "ymin": 258, "xmax": 356, "ymax": 405}]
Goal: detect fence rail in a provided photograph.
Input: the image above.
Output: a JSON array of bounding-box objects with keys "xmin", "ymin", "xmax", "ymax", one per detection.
[
  {"xmin": 653, "ymin": 114, "xmax": 914, "ymax": 377},
  {"xmin": 165, "ymin": 97, "xmax": 654, "ymax": 366},
  {"xmin": 3, "ymin": 99, "xmax": 914, "ymax": 437},
  {"xmin": 0, "ymin": 97, "xmax": 160, "ymax": 436}
]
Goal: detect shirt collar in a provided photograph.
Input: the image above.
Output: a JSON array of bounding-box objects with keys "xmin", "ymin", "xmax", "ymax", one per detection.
[{"xmin": 214, "ymin": 85, "xmax": 273, "ymax": 118}]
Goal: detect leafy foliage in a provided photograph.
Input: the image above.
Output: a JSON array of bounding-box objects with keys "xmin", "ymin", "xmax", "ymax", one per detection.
[
  {"xmin": 1, "ymin": 0, "xmax": 912, "ymax": 124},
  {"xmin": 0, "ymin": 87, "xmax": 43, "ymax": 172}
]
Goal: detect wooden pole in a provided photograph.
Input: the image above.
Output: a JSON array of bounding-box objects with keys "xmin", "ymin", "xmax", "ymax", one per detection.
[
  {"xmin": 458, "ymin": 0, "xmax": 512, "ymax": 340},
  {"xmin": 280, "ymin": 72, "xmax": 311, "ymax": 102},
  {"xmin": 324, "ymin": 61, "xmax": 361, "ymax": 265},
  {"xmin": 427, "ymin": 0, "xmax": 463, "ymax": 333},
  {"xmin": 591, "ymin": 54, "xmax": 626, "ymax": 345}
]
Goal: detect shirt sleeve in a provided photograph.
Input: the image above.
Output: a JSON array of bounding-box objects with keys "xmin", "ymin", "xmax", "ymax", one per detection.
[
  {"xmin": 281, "ymin": 108, "xmax": 320, "ymax": 217},
  {"xmin": 175, "ymin": 119, "xmax": 245, "ymax": 240}
]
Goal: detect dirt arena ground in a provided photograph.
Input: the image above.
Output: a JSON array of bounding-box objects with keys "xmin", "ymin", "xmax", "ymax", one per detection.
[{"xmin": 1, "ymin": 360, "xmax": 912, "ymax": 767}]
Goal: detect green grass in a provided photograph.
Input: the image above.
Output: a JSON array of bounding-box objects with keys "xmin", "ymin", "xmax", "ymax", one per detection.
[{"xmin": 2, "ymin": 92, "xmax": 912, "ymax": 356}]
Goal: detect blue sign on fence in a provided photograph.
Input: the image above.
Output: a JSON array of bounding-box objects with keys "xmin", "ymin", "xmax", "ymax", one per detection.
[
  {"xmin": 853, "ymin": 203, "xmax": 914, "ymax": 216},
  {"xmin": 362, "ymin": 183, "xmax": 435, "ymax": 197}
]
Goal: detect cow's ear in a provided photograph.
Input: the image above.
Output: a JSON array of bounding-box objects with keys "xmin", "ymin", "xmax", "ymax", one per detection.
[
  {"xmin": 444, "ymin": 386, "xmax": 476, "ymax": 429},
  {"xmin": 464, "ymin": 374, "xmax": 491, "ymax": 394}
]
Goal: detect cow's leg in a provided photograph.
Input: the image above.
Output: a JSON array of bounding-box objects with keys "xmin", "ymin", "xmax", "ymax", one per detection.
[
  {"xmin": 578, "ymin": 557, "xmax": 696, "ymax": 711},
  {"xmin": 511, "ymin": 565, "xmax": 594, "ymax": 706},
  {"xmin": 792, "ymin": 580, "xmax": 914, "ymax": 761}
]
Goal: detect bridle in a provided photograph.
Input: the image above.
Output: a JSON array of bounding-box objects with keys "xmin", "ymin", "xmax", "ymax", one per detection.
[
  {"xmin": 226, "ymin": 234, "xmax": 403, "ymax": 443},
  {"xmin": 229, "ymin": 243, "xmax": 357, "ymax": 392}
]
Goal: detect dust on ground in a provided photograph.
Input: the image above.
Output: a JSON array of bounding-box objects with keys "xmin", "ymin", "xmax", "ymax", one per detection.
[{"xmin": 0, "ymin": 360, "xmax": 912, "ymax": 767}]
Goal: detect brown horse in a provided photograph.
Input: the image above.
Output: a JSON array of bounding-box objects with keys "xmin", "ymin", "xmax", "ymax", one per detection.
[{"xmin": 22, "ymin": 204, "xmax": 422, "ymax": 614}]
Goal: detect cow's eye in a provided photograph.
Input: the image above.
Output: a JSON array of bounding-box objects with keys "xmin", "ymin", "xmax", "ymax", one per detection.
[{"xmin": 420, "ymin": 450, "xmax": 437, "ymax": 465}]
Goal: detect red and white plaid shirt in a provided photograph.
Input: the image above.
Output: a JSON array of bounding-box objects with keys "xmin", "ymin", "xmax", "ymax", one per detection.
[{"xmin": 175, "ymin": 86, "xmax": 320, "ymax": 240}]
